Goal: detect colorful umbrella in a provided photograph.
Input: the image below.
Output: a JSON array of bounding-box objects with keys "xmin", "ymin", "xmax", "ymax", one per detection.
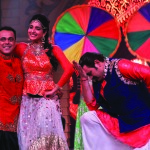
[
  {"xmin": 52, "ymin": 5, "xmax": 121, "ymax": 62},
  {"xmin": 125, "ymin": 3, "xmax": 150, "ymax": 62}
]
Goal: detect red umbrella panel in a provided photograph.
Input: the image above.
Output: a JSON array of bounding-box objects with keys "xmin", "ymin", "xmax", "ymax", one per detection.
[
  {"xmin": 52, "ymin": 5, "xmax": 121, "ymax": 62},
  {"xmin": 125, "ymin": 3, "xmax": 150, "ymax": 62}
]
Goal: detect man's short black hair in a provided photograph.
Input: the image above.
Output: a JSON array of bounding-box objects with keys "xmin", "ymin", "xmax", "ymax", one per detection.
[
  {"xmin": 0, "ymin": 26, "xmax": 16, "ymax": 40},
  {"xmin": 79, "ymin": 52, "xmax": 105, "ymax": 68}
]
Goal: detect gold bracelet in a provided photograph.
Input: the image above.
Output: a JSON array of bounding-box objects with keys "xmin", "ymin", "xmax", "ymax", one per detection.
[
  {"xmin": 55, "ymin": 84, "xmax": 63, "ymax": 89},
  {"xmin": 81, "ymin": 79, "xmax": 88, "ymax": 81}
]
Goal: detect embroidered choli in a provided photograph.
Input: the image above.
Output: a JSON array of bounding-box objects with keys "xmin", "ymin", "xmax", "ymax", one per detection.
[
  {"xmin": 0, "ymin": 53, "xmax": 24, "ymax": 132},
  {"xmin": 15, "ymin": 43, "xmax": 74, "ymax": 96}
]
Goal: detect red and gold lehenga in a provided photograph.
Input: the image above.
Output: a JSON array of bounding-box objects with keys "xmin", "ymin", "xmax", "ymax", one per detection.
[{"xmin": 15, "ymin": 43, "xmax": 74, "ymax": 150}]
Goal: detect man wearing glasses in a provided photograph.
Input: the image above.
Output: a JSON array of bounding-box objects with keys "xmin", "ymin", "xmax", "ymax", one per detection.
[{"xmin": 0, "ymin": 26, "xmax": 24, "ymax": 150}]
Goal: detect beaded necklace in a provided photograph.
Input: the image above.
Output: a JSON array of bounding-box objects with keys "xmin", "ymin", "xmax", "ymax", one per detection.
[{"xmin": 30, "ymin": 43, "xmax": 44, "ymax": 56}]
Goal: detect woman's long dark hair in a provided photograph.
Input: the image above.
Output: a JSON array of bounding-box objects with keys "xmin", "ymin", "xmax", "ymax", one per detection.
[{"xmin": 29, "ymin": 14, "xmax": 58, "ymax": 71}]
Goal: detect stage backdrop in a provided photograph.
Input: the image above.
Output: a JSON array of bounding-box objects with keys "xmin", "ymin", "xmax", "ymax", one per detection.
[{"xmin": 0, "ymin": 0, "xmax": 88, "ymax": 42}]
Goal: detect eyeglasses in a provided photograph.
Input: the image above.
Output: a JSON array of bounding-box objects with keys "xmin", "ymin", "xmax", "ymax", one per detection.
[{"xmin": 0, "ymin": 37, "xmax": 15, "ymax": 42}]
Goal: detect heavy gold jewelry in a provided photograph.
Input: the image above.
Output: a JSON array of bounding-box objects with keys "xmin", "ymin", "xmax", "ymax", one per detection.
[
  {"xmin": 30, "ymin": 43, "xmax": 44, "ymax": 56},
  {"xmin": 42, "ymin": 36, "xmax": 45, "ymax": 44},
  {"xmin": 31, "ymin": 19, "xmax": 47, "ymax": 29}
]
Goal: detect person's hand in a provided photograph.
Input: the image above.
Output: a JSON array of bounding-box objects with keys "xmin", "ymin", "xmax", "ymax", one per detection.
[
  {"xmin": 73, "ymin": 61, "xmax": 88, "ymax": 80},
  {"xmin": 43, "ymin": 84, "xmax": 60, "ymax": 100},
  {"xmin": 43, "ymin": 90, "xmax": 55, "ymax": 100}
]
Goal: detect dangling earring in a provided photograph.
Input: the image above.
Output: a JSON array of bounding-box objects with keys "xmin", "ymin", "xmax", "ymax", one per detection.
[
  {"xmin": 42, "ymin": 36, "xmax": 45, "ymax": 44},
  {"xmin": 28, "ymin": 38, "xmax": 31, "ymax": 41}
]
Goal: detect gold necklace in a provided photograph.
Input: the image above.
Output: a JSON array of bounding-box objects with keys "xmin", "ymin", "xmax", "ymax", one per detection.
[{"xmin": 30, "ymin": 43, "xmax": 44, "ymax": 56}]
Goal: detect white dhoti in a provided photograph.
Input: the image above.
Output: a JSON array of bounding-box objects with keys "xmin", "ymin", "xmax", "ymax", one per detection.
[{"xmin": 80, "ymin": 111, "xmax": 150, "ymax": 150}]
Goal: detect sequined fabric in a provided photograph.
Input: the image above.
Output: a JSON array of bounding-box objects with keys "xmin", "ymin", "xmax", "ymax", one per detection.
[
  {"xmin": 29, "ymin": 134, "xmax": 68, "ymax": 150},
  {"xmin": 18, "ymin": 96, "xmax": 68, "ymax": 150},
  {"xmin": 0, "ymin": 116, "xmax": 18, "ymax": 132},
  {"xmin": 15, "ymin": 43, "xmax": 74, "ymax": 88},
  {"xmin": 104, "ymin": 58, "xmax": 139, "ymax": 85},
  {"xmin": 22, "ymin": 44, "xmax": 55, "ymax": 96},
  {"xmin": 17, "ymin": 44, "xmax": 69, "ymax": 150}
]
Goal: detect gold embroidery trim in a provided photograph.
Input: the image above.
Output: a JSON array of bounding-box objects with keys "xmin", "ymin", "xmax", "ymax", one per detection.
[
  {"xmin": 15, "ymin": 74, "xmax": 22, "ymax": 82},
  {"xmin": 10, "ymin": 96, "xmax": 22, "ymax": 104},
  {"xmin": 0, "ymin": 115, "xmax": 18, "ymax": 132},
  {"xmin": 113, "ymin": 59, "xmax": 139, "ymax": 85},
  {"xmin": 29, "ymin": 134, "xmax": 68, "ymax": 150},
  {"xmin": 88, "ymin": 0, "xmax": 149, "ymax": 25},
  {"xmin": 7, "ymin": 74, "xmax": 15, "ymax": 82}
]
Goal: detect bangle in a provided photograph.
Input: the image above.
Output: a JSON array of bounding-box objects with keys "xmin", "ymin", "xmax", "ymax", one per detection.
[
  {"xmin": 55, "ymin": 84, "xmax": 62, "ymax": 90},
  {"xmin": 81, "ymin": 79, "xmax": 88, "ymax": 82}
]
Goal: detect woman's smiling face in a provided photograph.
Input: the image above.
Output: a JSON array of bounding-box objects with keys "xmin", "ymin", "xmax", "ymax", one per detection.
[{"xmin": 28, "ymin": 20, "xmax": 46, "ymax": 43}]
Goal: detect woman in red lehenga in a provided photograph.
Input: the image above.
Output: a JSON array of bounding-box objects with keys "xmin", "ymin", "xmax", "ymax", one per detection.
[{"xmin": 15, "ymin": 14, "xmax": 74, "ymax": 150}]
